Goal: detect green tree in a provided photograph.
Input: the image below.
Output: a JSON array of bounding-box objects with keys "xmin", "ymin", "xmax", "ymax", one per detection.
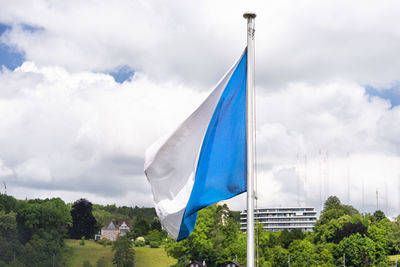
[
  {"xmin": 337, "ymin": 233, "xmax": 376, "ymax": 266},
  {"xmin": 317, "ymin": 196, "xmax": 358, "ymax": 226},
  {"xmin": 288, "ymin": 239, "xmax": 318, "ymax": 266},
  {"xmin": 165, "ymin": 205, "xmax": 245, "ymax": 267},
  {"xmin": 70, "ymin": 198, "xmax": 97, "ymax": 239},
  {"xmin": 145, "ymin": 229, "xmax": 162, "ymax": 246},
  {"xmin": 0, "ymin": 210, "xmax": 21, "ymax": 263},
  {"xmin": 373, "ymin": 210, "xmax": 386, "ymax": 222},
  {"xmin": 387, "ymin": 215, "xmax": 400, "ymax": 254},
  {"xmin": 112, "ymin": 236, "xmax": 135, "ymax": 267},
  {"xmin": 132, "ymin": 219, "xmax": 150, "ymax": 238}
]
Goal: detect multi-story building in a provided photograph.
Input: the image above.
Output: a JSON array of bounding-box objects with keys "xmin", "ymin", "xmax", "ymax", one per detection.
[
  {"xmin": 100, "ymin": 219, "xmax": 132, "ymax": 241},
  {"xmin": 240, "ymin": 207, "xmax": 317, "ymax": 232}
]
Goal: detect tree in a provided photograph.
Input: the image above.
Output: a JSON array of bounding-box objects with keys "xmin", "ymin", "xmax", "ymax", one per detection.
[
  {"xmin": 337, "ymin": 233, "xmax": 376, "ymax": 266},
  {"xmin": 0, "ymin": 210, "xmax": 21, "ymax": 263},
  {"xmin": 333, "ymin": 221, "xmax": 367, "ymax": 243},
  {"xmin": 165, "ymin": 205, "xmax": 245, "ymax": 267},
  {"xmin": 373, "ymin": 210, "xmax": 386, "ymax": 222},
  {"xmin": 132, "ymin": 219, "xmax": 150, "ymax": 238},
  {"xmin": 288, "ymin": 239, "xmax": 318, "ymax": 266},
  {"xmin": 112, "ymin": 236, "xmax": 135, "ymax": 267},
  {"xmin": 323, "ymin": 196, "xmax": 342, "ymax": 210},
  {"xmin": 70, "ymin": 198, "xmax": 97, "ymax": 239}
]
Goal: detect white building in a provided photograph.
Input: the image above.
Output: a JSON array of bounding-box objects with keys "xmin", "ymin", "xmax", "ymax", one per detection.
[{"xmin": 240, "ymin": 207, "xmax": 317, "ymax": 232}]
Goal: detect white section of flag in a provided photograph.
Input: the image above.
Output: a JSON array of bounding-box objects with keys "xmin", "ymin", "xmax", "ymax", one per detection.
[{"xmin": 144, "ymin": 56, "xmax": 242, "ymax": 239}]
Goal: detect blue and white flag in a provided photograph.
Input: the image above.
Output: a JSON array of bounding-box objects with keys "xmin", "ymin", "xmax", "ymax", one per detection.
[{"xmin": 144, "ymin": 49, "xmax": 247, "ymax": 241}]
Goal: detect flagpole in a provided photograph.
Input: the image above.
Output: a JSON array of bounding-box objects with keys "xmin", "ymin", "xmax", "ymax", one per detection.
[{"xmin": 244, "ymin": 11, "xmax": 256, "ymax": 267}]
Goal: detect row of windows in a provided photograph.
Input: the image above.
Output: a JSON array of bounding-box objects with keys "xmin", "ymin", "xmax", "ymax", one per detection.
[
  {"xmin": 242, "ymin": 223, "xmax": 315, "ymax": 227},
  {"xmin": 242, "ymin": 208, "xmax": 315, "ymax": 213},
  {"xmin": 102, "ymin": 230, "xmax": 118, "ymax": 235},
  {"xmin": 241, "ymin": 213, "xmax": 317, "ymax": 219},
  {"xmin": 256, "ymin": 218, "xmax": 316, "ymax": 222},
  {"xmin": 261, "ymin": 223, "xmax": 315, "ymax": 227}
]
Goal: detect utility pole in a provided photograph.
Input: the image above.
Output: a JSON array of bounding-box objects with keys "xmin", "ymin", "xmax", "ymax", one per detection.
[
  {"xmin": 343, "ymin": 254, "xmax": 345, "ymax": 267},
  {"xmin": 288, "ymin": 254, "xmax": 290, "ymax": 267},
  {"xmin": 376, "ymin": 189, "xmax": 379, "ymax": 210}
]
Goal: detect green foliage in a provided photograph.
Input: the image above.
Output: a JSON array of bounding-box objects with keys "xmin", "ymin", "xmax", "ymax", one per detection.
[
  {"xmin": 134, "ymin": 240, "xmax": 146, "ymax": 247},
  {"xmin": 278, "ymin": 229, "xmax": 304, "ymax": 248},
  {"xmin": 150, "ymin": 241, "xmax": 161, "ymax": 248},
  {"xmin": 112, "ymin": 236, "xmax": 135, "ymax": 267},
  {"xmin": 337, "ymin": 233, "xmax": 376, "ymax": 266},
  {"xmin": 0, "ymin": 193, "xmax": 18, "ymax": 213},
  {"xmin": 145, "ymin": 229, "xmax": 163, "ymax": 245},
  {"xmin": 387, "ymin": 215, "xmax": 400, "ymax": 254},
  {"xmin": 132, "ymin": 218, "xmax": 150, "ymax": 238},
  {"xmin": 81, "ymin": 236, "xmax": 86, "ymax": 245},
  {"xmin": 0, "ymin": 210, "xmax": 21, "ymax": 263},
  {"xmin": 70, "ymin": 198, "xmax": 98, "ymax": 239},
  {"xmin": 0, "ymin": 195, "xmax": 72, "ymax": 266},
  {"xmin": 288, "ymin": 239, "xmax": 318, "ymax": 266},
  {"xmin": 165, "ymin": 205, "xmax": 245, "ymax": 267},
  {"xmin": 96, "ymin": 256, "xmax": 108, "ymax": 267},
  {"xmin": 317, "ymin": 196, "xmax": 358, "ymax": 227},
  {"xmin": 373, "ymin": 210, "xmax": 386, "ymax": 222}
]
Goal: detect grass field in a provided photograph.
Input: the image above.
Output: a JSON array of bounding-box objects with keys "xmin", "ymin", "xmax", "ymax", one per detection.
[
  {"xmin": 389, "ymin": 255, "xmax": 400, "ymax": 261},
  {"xmin": 135, "ymin": 246, "xmax": 177, "ymax": 267},
  {"xmin": 65, "ymin": 239, "xmax": 177, "ymax": 267},
  {"xmin": 65, "ymin": 239, "xmax": 114, "ymax": 267}
]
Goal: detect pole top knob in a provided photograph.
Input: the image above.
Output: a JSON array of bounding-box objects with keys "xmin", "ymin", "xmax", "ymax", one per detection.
[{"xmin": 243, "ymin": 12, "xmax": 256, "ymax": 19}]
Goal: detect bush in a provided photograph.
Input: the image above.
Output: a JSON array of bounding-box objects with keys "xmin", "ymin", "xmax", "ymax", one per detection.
[
  {"xmin": 150, "ymin": 241, "xmax": 160, "ymax": 248},
  {"xmin": 96, "ymin": 256, "xmax": 107, "ymax": 267},
  {"xmin": 80, "ymin": 236, "xmax": 86, "ymax": 246},
  {"xmin": 135, "ymin": 240, "xmax": 146, "ymax": 247}
]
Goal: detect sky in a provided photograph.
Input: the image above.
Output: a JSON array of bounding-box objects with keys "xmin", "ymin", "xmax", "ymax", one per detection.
[{"xmin": 0, "ymin": 0, "xmax": 400, "ymax": 217}]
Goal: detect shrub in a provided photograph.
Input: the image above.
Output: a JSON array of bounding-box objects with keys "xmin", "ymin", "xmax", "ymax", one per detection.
[
  {"xmin": 80, "ymin": 236, "xmax": 86, "ymax": 246},
  {"xmin": 135, "ymin": 240, "xmax": 146, "ymax": 247},
  {"xmin": 150, "ymin": 241, "xmax": 160, "ymax": 248}
]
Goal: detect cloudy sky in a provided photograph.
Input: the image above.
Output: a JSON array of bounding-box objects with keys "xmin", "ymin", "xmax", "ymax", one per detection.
[{"xmin": 1, "ymin": 0, "xmax": 400, "ymax": 216}]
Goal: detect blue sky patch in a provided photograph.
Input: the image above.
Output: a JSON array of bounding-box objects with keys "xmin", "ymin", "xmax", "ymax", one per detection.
[
  {"xmin": 21, "ymin": 23, "xmax": 44, "ymax": 33},
  {"xmin": 0, "ymin": 23, "xmax": 11, "ymax": 35},
  {"xmin": 108, "ymin": 65, "xmax": 134, "ymax": 83},
  {"xmin": 365, "ymin": 85, "xmax": 400, "ymax": 108},
  {"xmin": 0, "ymin": 23, "xmax": 24, "ymax": 70}
]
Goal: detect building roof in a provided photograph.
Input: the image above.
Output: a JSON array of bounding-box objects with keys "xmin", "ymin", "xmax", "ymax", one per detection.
[{"xmin": 102, "ymin": 218, "xmax": 132, "ymax": 230}]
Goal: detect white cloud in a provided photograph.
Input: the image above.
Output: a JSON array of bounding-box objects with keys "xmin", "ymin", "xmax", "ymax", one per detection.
[{"xmin": 2, "ymin": 0, "xmax": 400, "ymax": 89}]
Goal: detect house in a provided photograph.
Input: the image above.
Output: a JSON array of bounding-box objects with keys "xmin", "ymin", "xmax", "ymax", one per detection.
[{"xmin": 100, "ymin": 219, "xmax": 132, "ymax": 241}]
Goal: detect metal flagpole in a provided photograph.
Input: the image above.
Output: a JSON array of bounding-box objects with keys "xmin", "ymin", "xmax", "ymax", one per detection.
[{"xmin": 244, "ymin": 11, "xmax": 256, "ymax": 267}]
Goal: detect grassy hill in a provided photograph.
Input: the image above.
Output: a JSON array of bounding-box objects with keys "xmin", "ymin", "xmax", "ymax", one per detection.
[{"xmin": 65, "ymin": 239, "xmax": 177, "ymax": 267}]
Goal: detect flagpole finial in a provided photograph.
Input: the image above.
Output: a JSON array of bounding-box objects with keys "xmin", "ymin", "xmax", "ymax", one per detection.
[{"xmin": 243, "ymin": 12, "xmax": 256, "ymax": 19}]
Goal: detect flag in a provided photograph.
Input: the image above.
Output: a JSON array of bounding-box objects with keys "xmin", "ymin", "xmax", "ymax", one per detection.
[{"xmin": 144, "ymin": 49, "xmax": 247, "ymax": 241}]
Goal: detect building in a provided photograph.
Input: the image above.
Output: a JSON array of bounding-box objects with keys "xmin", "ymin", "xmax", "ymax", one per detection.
[
  {"xmin": 240, "ymin": 207, "xmax": 317, "ymax": 232},
  {"xmin": 100, "ymin": 219, "xmax": 132, "ymax": 241}
]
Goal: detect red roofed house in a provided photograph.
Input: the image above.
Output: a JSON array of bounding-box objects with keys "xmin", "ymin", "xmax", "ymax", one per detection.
[{"xmin": 101, "ymin": 219, "xmax": 132, "ymax": 241}]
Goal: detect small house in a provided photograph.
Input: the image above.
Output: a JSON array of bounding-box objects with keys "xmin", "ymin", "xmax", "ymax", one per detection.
[{"xmin": 100, "ymin": 219, "xmax": 132, "ymax": 241}]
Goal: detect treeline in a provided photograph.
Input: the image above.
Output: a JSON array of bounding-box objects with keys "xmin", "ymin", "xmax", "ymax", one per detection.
[
  {"xmin": 165, "ymin": 196, "xmax": 400, "ymax": 267},
  {"xmin": 0, "ymin": 194, "xmax": 162, "ymax": 266},
  {"xmin": 0, "ymin": 194, "xmax": 71, "ymax": 266}
]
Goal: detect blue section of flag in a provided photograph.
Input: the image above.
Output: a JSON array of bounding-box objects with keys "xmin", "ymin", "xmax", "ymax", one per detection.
[{"xmin": 177, "ymin": 50, "xmax": 247, "ymax": 241}]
